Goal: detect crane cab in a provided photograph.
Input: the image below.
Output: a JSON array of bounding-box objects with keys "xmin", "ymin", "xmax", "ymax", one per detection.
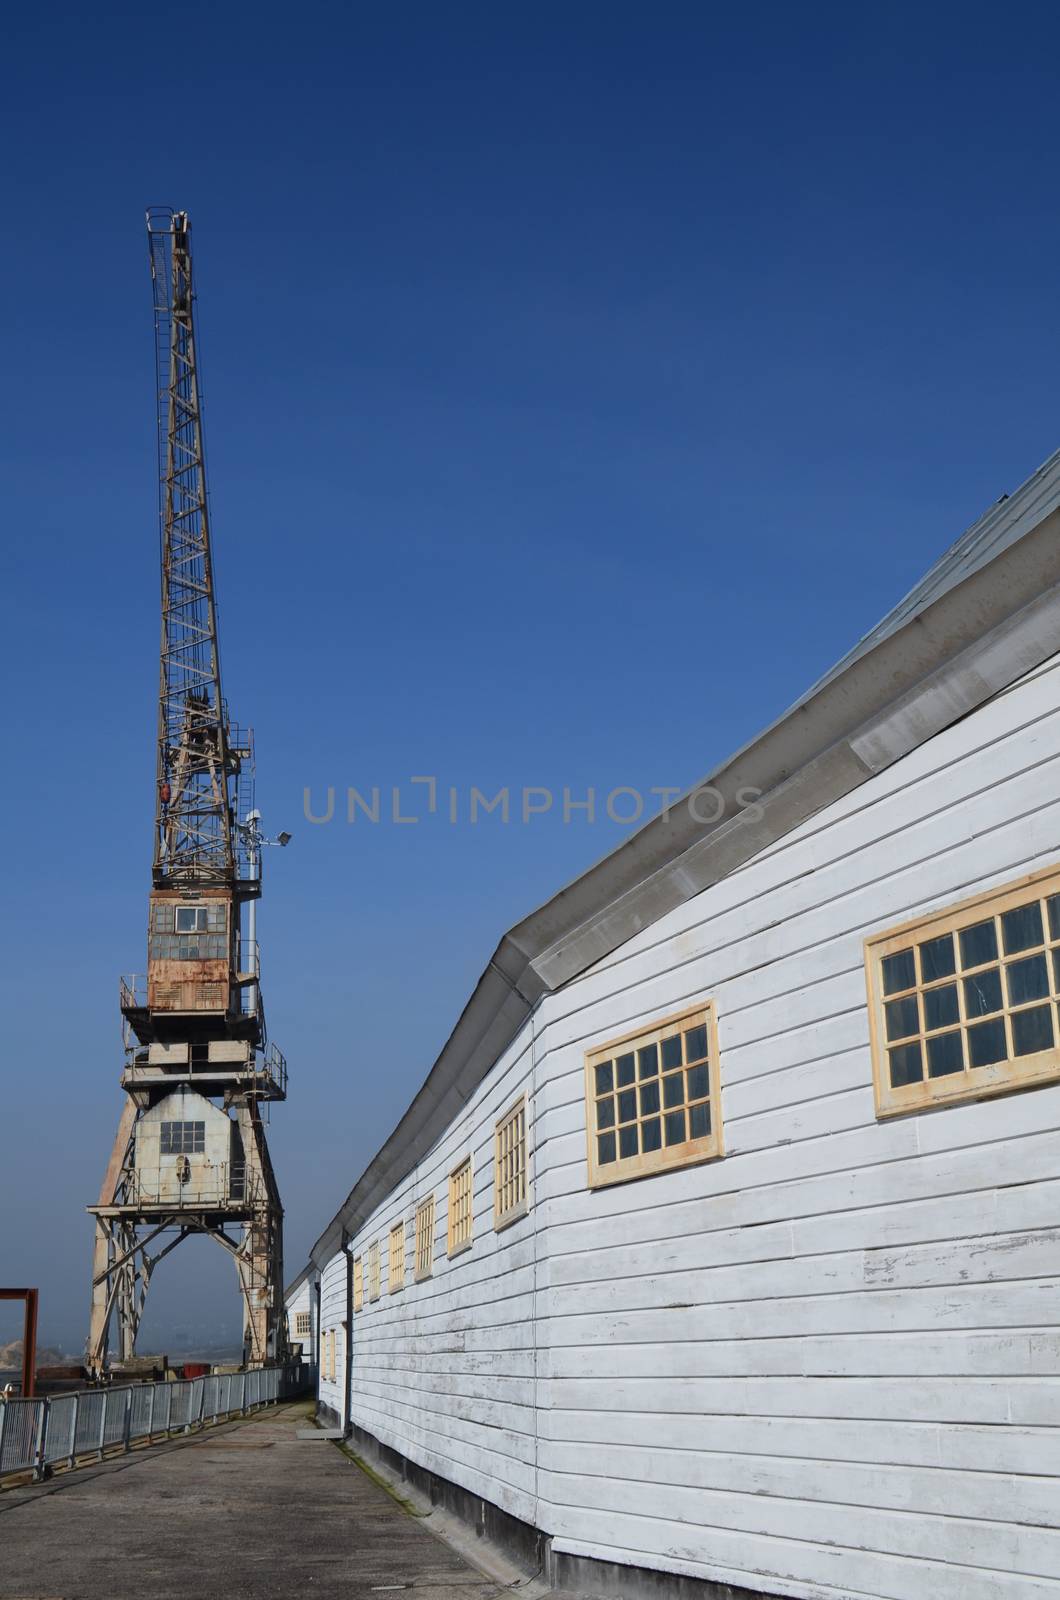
[{"xmin": 147, "ymin": 888, "xmax": 233, "ymax": 1014}]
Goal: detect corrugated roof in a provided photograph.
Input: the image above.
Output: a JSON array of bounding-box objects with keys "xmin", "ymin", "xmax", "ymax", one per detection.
[{"xmin": 807, "ymin": 445, "xmax": 1060, "ymax": 696}]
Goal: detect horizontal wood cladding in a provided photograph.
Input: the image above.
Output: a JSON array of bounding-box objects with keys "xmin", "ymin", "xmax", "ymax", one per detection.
[{"xmin": 332, "ymin": 651, "xmax": 1060, "ymax": 1600}]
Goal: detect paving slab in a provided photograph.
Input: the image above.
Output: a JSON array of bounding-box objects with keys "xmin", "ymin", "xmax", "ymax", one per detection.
[{"xmin": 0, "ymin": 1403, "xmax": 507, "ymax": 1600}]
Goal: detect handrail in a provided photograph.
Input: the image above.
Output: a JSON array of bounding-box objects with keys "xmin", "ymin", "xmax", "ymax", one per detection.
[{"xmin": 0, "ymin": 1363, "xmax": 314, "ymax": 1482}]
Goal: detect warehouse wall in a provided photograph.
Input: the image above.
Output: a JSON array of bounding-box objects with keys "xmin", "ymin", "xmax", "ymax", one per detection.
[{"xmin": 324, "ymin": 649, "xmax": 1060, "ymax": 1600}]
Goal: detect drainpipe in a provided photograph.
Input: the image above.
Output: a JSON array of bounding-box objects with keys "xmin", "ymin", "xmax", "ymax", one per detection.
[
  {"xmin": 343, "ymin": 1234, "xmax": 353, "ymax": 1437},
  {"xmin": 314, "ymin": 1278, "xmax": 322, "ymax": 1414}
]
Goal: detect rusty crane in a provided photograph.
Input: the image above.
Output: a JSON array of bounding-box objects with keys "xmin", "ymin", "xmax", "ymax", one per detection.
[{"xmin": 87, "ymin": 210, "xmax": 290, "ymax": 1378}]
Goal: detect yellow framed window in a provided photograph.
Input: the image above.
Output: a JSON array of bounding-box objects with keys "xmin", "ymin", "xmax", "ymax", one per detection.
[
  {"xmin": 414, "ymin": 1195, "xmax": 435, "ymax": 1281},
  {"xmin": 447, "ymin": 1157, "xmax": 473, "ymax": 1256},
  {"xmin": 494, "ymin": 1097, "xmax": 528, "ymax": 1228},
  {"xmin": 294, "ymin": 1311, "xmax": 311, "ymax": 1339},
  {"xmin": 388, "ymin": 1221, "xmax": 405, "ymax": 1292},
  {"xmin": 353, "ymin": 1256, "xmax": 363, "ymax": 1313},
  {"xmin": 585, "ymin": 1002, "xmax": 723, "ymax": 1188},
  {"xmin": 867, "ymin": 864, "xmax": 1060, "ymax": 1117}
]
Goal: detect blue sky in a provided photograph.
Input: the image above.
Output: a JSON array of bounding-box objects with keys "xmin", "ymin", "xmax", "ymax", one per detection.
[{"xmin": 4, "ymin": 1, "xmax": 1060, "ymax": 1351}]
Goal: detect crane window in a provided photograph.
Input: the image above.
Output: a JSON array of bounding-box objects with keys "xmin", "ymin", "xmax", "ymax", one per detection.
[
  {"xmin": 176, "ymin": 907, "xmax": 210, "ymax": 933},
  {"xmin": 160, "ymin": 1121, "xmax": 205, "ymax": 1154},
  {"xmin": 150, "ymin": 902, "xmax": 227, "ymax": 962}
]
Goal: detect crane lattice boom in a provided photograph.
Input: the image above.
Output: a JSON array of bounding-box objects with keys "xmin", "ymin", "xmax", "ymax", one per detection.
[{"xmin": 148, "ymin": 208, "xmax": 240, "ymax": 885}]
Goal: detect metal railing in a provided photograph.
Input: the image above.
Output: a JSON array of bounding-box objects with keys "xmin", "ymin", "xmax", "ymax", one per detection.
[{"xmin": 0, "ymin": 1363, "xmax": 315, "ymax": 1483}]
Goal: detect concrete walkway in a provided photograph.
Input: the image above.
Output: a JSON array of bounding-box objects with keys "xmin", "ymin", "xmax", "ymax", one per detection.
[{"xmin": 0, "ymin": 1403, "xmax": 513, "ymax": 1600}]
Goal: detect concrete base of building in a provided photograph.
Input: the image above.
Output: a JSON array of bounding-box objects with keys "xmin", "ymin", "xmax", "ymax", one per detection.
[{"xmin": 324, "ymin": 1408, "xmax": 779, "ymax": 1600}]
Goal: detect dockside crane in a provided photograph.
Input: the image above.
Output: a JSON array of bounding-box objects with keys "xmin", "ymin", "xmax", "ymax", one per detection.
[{"xmin": 86, "ymin": 210, "xmax": 290, "ymax": 1378}]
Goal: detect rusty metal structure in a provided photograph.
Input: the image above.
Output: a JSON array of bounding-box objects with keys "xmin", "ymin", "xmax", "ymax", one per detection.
[
  {"xmin": 1, "ymin": 1290, "xmax": 39, "ymax": 1397},
  {"xmin": 87, "ymin": 210, "xmax": 289, "ymax": 1378}
]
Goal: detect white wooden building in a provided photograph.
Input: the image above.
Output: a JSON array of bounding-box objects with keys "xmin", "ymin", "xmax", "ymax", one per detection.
[{"xmin": 289, "ymin": 450, "xmax": 1060, "ymax": 1600}]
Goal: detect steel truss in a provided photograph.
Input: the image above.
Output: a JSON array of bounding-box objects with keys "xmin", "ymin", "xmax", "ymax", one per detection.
[
  {"xmin": 147, "ymin": 208, "xmax": 239, "ymax": 886},
  {"xmin": 87, "ymin": 1100, "xmax": 284, "ymax": 1372}
]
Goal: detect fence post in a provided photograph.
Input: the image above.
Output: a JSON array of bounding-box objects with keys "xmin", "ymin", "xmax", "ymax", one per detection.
[
  {"xmin": 0, "ymin": 1400, "xmax": 6, "ymax": 1474},
  {"xmin": 69, "ymin": 1393, "xmax": 79, "ymax": 1469},
  {"xmin": 147, "ymin": 1382, "xmax": 155, "ymax": 1441},
  {"xmin": 97, "ymin": 1392, "xmax": 107, "ymax": 1461},
  {"xmin": 122, "ymin": 1389, "xmax": 133, "ymax": 1454},
  {"xmin": 33, "ymin": 1399, "xmax": 49, "ymax": 1481}
]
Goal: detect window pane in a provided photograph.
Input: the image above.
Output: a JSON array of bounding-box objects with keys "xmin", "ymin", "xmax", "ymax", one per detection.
[
  {"xmin": 639, "ymin": 1080, "xmax": 660, "ymax": 1116},
  {"xmin": 1048, "ymin": 895, "xmax": 1060, "ymax": 941},
  {"xmin": 616, "ymin": 1053, "xmax": 636, "ymax": 1087},
  {"xmin": 1001, "ymin": 901, "xmax": 1044, "ymax": 955},
  {"xmin": 1011, "ymin": 1004, "xmax": 1054, "ymax": 1057},
  {"xmin": 641, "ymin": 1118, "xmax": 662, "ymax": 1153},
  {"xmin": 596, "ymin": 1097, "xmax": 615, "ymax": 1130},
  {"xmin": 968, "ymin": 1017, "xmax": 1007, "ymax": 1068},
  {"xmin": 919, "ymin": 934, "xmax": 955, "ymax": 982},
  {"xmin": 885, "ymin": 995, "xmax": 919, "ymax": 1042},
  {"xmin": 664, "ymin": 1110, "xmax": 686, "ymax": 1145},
  {"xmin": 597, "ymin": 1133, "xmax": 616, "ymax": 1165},
  {"xmin": 683, "ymin": 1024, "xmax": 708, "ymax": 1063},
  {"xmin": 889, "ymin": 1041, "xmax": 923, "ymax": 1086},
  {"xmin": 617, "ymin": 1089, "xmax": 637, "ymax": 1123},
  {"xmin": 660, "ymin": 1035, "xmax": 683, "ymax": 1070},
  {"xmin": 637, "ymin": 1044, "xmax": 659, "ymax": 1079},
  {"xmin": 923, "ymin": 984, "xmax": 958, "ymax": 1031},
  {"xmin": 688, "ymin": 1102, "xmax": 711, "ymax": 1139},
  {"xmin": 926, "ymin": 1030, "xmax": 964, "ymax": 1078},
  {"xmin": 663, "ymin": 1072, "xmax": 684, "ymax": 1109},
  {"xmin": 963, "ymin": 967, "xmax": 1002, "ymax": 1018},
  {"xmin": 959, "ymin": 920, "xmax": 998, "ymax": 969},
  {"xmin": 1006, "ymin": 953, "xmax": 1050, "ymax": 1006},
  {"xmin": 594, "ymin": 1061, "xmax": 613, "ymax": 1095},
  {"xmin": 618, "ymin": 1125, "xmax": 638, "ymax": 1159},
  {"xmin": 686, "ymin": 1064, "xmax": 709, "ymax": 1101},
  {"xmin": 882, "ymin": 949, "xmax": 915, "ymax": 994}
]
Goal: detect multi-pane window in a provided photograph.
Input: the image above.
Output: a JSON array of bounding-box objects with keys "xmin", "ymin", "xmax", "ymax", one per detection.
[
  {"xmin": 368, "ymin": 1241, "xmax": 381, "ymax": 1301},
  {"xmin": 447, "ymin": 1158, "xmax": 473, "ymax": 1255},
  {"xmin": 160, "ymin": 1120, "xmax": 205, "ymax": 1154},
  {"xmin": 414, "ymin": 1196, "xmax": 435, "ymax": 1281},
  {"xmin": 494, "ymin": 1098, "xmax": 528, "ymax": 1228},
  {"xmin": 867, "ymin": 867, "xmax": 1060, "ymax": 1115},
  {"xmin": 388, "ymin": 1222, "xmax": 405, "ymax": 1292},
  {"xmin": 149, "ymin": 900, "xmax": 227, "ymax": 961},
  {"xmin": 353, "ymin": 1257, "xmax": 363, "ymax": 1313},
  {"xmin": 585, "ymin": 1004, "xmax": 723, "ymax": 1187},
  {"xmin": 294, "ymin": 1311, "xmax": 311, "ymax": 1338}
]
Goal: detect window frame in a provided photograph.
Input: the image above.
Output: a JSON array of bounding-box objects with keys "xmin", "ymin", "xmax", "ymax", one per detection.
[
  {"xmin": 866, "ymin": 863, "xmax": 1060, "ymax": 1118},
  {"xmin": 175, "ymin": 906, "xmax": 210, "ymax": 934},
  {"xmin": 493, "ymin": 1095, "xmax": 529, "ymax": 1230},
  {"xmin": 388, "ymin": 1221, "xmax": 405, "ymax": 1293},
  {"xmin": 447, "ymin": 1156, "xmax": 474, "ymax": 1257},
  {"xmin": 352, "ymin": 1257, "xmax": 363, "ymax": 1313},
  {"xmin": 414, "ymin": 1195, "xmax": 435, "ymax": 1281},
  {"xmin": 584, "ymin": 1001, "xmax": 724, "ymax": 1189},
  {"xmin": 368, "ymin": 1241, "xmax": 381, "ymax": 1301},
  {"xmin": 294, "ymin": 1311, "xmax": 311, "ymax": 1338},
  {"xmin": 160, "ymin": 1120, "xmax": 206, "ymax": 1156}
]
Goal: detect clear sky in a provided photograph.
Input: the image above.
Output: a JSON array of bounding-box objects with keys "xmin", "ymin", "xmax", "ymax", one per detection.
[{"xmin": 4, "ymin": 1, "xmax": 1060, "ymax": 1352}]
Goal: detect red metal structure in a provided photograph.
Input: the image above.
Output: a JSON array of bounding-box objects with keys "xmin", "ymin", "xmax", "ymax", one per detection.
[{"xmin": 0, "ymin": 1289, "xmax": 39, "ymax": 1397}]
